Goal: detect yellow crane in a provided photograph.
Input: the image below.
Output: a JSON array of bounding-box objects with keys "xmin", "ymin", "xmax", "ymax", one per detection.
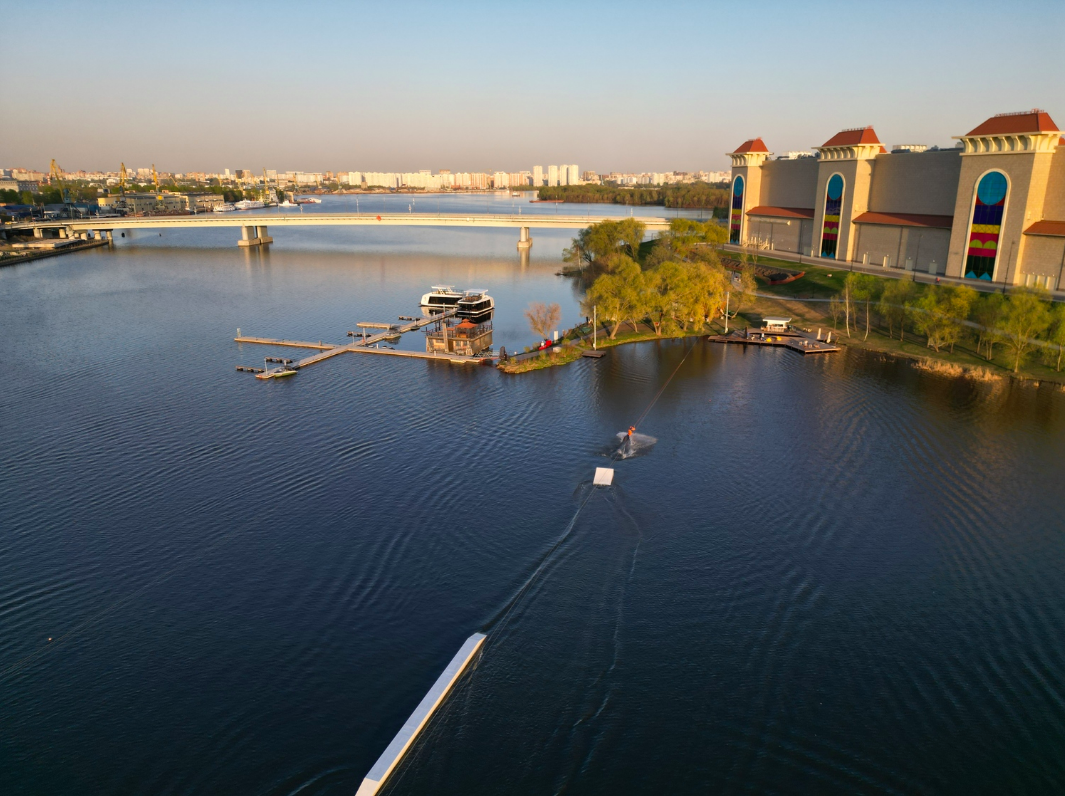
[
  {"xmin": 152, "ymin": 164, "xmax": 161, "ymax": 192},
  {"xmin": 119, "ymin": 163, "xmax": 128, "ymax": 195},
  {"xmin": 49, "ymin": 159, "xmax": 72, "ymax": 205}
]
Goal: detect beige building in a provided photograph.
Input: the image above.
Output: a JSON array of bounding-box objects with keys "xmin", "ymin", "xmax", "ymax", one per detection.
[
  {"xmin": 98, "ymin": 192, "xmax": 190, "ymax": 214},
  {"xmin": 729, "ymin": 110, "xmax": 1065, "ymax": 289}
]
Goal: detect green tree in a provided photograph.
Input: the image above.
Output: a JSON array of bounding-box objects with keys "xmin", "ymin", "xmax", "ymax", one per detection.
[
  {"xmin": 1000, "ymin": 287, "xmax": 1052, "ymax": 372},
  {"xmin": 970, "ymin": 293, "xmax": 1006, "ymax": 361},
  {"xmin": 851, "ymin": 274, "xmax": 882, "ymax": 341},
  {"xmin": 582, "ymin": 258, "xmax": 642, "ymax": 338},
  {"xmin": 1045, "ymin": 302, "xmax": 1065, "ymax": 372},
  {"xmin": 617, "ymin": 218, "xmax": 646, "ymax": 261},
  {"xmin": 879, "ymin": 280, "xmax": 916, "ymax": 341},
  {"xmin": 913, "ymin": 285, "xmax": 977, "ymax": 353}
]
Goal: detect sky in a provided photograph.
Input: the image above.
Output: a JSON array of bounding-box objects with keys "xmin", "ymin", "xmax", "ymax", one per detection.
[{"xmin": 2, "ymin": 0, "xmax": 1064, "ymax": 175}]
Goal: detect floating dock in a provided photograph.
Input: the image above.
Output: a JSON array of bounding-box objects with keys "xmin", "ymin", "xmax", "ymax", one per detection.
[
  {"xmin": 707, "ymin": 329, "xmax": 840, "ymax": 355},
  {"xmin": 235, "ymin": 308, "xmax": 495, "ymax": 377},
  {"xmin": 356, "ymin": 633, "xmax": 487, "ymax": 796}
]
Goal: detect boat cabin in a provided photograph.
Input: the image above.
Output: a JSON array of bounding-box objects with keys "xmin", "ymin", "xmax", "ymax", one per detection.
[{"xmin": 762, "ymin": 317, "xmax": 792, "ymax": 332}]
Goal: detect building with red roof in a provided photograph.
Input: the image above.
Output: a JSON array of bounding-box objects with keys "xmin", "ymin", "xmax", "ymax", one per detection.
[{"xmin": 726, "ymin": 111, "xmax": 1064, "ymax": 288}]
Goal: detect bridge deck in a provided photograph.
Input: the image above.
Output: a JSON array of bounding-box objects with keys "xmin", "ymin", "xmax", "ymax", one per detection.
[{"xmin": 9, "ymin": 211, "xmax": 672, "ymax": 233}]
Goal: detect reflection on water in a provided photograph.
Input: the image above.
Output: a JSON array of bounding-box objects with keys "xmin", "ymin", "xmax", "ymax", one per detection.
[{"xmin": 1, "ymin": 222, "xmax": 1065, "ymax": 795}]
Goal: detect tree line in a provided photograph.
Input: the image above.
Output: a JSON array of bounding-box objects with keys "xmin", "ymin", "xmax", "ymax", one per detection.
[
  {"xmin": 828, "ymin": 274, "xmax": 1065, "ymax": 373},
  {"xmin": 537, "ymin": 183, "xmax": 730, "ymax": 212}
]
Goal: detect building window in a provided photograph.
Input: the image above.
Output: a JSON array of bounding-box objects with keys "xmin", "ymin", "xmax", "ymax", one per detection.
[
  {"xmin": 820, "ymin": 174, "xmax": 844, "ymax": 259},
  {"xmin": 729, "ymin": 176, "xmax": 744, "ymax": 244},
  {"xmin": 964, "ymin": 171, "xmax": 1008, "ymax": 281}
]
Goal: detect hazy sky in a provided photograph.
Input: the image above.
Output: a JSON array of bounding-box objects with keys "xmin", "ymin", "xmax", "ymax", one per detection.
[{"xmin": 2, "ymin": 0, "xmax": 1063, "ymax": 174}]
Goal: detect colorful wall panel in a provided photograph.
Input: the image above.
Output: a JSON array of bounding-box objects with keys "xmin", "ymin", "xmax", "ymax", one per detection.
[
  {"xmin": 729, "ymin": 176, "xmax": 744, "ymax": 244},
  {"xmin": 820, "ymin": 174, "xmax": 844, "ymax": 259},
  {"xmin": 964, "ymin": 171, "xmax": 1008, "ymax": 281}
]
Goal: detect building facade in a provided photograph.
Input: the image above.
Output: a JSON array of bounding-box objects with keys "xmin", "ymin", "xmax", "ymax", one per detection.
[{"xmin": 729, "ymin": 110, "xmax": 1065, "ymax": 289}]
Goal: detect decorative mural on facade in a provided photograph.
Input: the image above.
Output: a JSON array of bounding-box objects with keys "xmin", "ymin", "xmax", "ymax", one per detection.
[
  {"xmin": 964, "ymin": 171, "xmax": 1008, "ymax": 280},
  {"xmin": 820, "ymin": 174, "xmax": 844, "ymax": 259},
  {"xmin": 729, "ymin": 176, "xmax": 744, "ymax": 244}
]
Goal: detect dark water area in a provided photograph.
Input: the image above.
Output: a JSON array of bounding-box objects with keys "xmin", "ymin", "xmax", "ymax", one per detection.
[{"xmin": 2, "ymin": 214, "xmax": 1065, "ymax": 794}]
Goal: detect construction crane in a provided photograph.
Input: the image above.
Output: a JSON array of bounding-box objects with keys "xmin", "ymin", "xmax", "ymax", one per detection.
[
  {"xmin": 49, "ymin": 159, "xmax": 73, "ymax": 215},
  {"xmin": 152, "ymin": 164, "xmax": 161, "ymax": 192},
  {"xmin": 119, "ymin": 163, "xmax": 128, "ymax": 195}
]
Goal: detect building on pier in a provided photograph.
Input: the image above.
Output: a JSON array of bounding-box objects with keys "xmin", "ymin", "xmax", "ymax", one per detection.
[
  {"xmin": 728, "ymin": 109, "xmax": 1065, "ymax": 289},
  {"xmin": 425, "ymin": 318, "xmax": 493, "ymax": 357}
]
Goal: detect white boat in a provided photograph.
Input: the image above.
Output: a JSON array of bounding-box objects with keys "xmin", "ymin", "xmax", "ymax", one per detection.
[
  {"xmin": 296, "ymin": 197, "xmax": 322, "ymax": 204},
  {"xmin": 213, "ymin": 203, "xmax": 236, "ymax": 212},
  {"xmin": 456, "ymin": 289, "xmax": 494, "ymax": 321},
  {"xmin": 234, "ymin": 199, "xmax": 265, "ymax": 211},
  {"xmin": 420, "ymin": 285, "xmax": 463, "ymax": 312},
  {"xmin": 279, "ymin": 200, "xmax": 298, "ymax": 207}
]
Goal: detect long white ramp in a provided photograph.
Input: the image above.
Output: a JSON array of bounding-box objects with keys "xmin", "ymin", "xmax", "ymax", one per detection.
[{"xmin": 356, "ymin": 632, "xmax": 486, "ymax": 796}]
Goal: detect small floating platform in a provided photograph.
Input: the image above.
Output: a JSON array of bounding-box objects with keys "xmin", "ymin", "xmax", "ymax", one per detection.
[
  {"xmin": 356, "ymin": 633, "xmax": 487, "ymax": 796},
  {"xmin": 707, "ymin": 330, "xmax": 839, "ymax": 355},
  {"xmin": 581, "ymin": 350, "xmax": 606, "ymax": 359}
]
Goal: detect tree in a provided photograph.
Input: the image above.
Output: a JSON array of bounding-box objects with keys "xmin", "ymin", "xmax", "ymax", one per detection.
[
  {"xmin": 970, "ymin": 293, "xmax": 1006, "ymax": 361},
  {"xmin": 842, "ymin": 273, "xmax": 861, "ymax": 336},
  {"xmin": 851, "ymin": 274, "xmax": 882, "ymax": 341},
  {"xmin": 879, "ymin": 280, "xmax": 916, "ymax": 341},
  {"xmin": 582, "ymin": 258, "xmax": 642, "ymax": 338},
  {"xmin": 1000, "ymin": 287, "xmax": 1052, "ymax": 372},
  {"xmin": 1045, "ymin": 302, "xmax": 1065, "ymax": 372},
  {"xmin": 617, "ymin": 218, "xmax": 646, "ymax": 261},
  {"xmin": 912, "ymin": 285, "xmax": 976, "ymax": 353},
  {"xmin": 525, "ymin": 301, "xmax": 561, "ymax": 340}
]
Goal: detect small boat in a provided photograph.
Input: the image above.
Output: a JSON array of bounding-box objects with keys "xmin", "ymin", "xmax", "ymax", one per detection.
[
  {"xmin": 213, "ymin": 203, "xmax": 236, "ymax": 212},
  {"xmin": 279, "ymin": 200, "xmax": 298, "ymax": 208},
  {"xmin": 256, "ymin": 367, "xmax": 298, "ymax": 380},
  {"xmin": 420, "ymin": 285, "xmax": 463, "ymax": 312},
  {"xmin": 234, "ymin": 199, "xmax": 265, "ymax": 211},
  {"xmin": 296, "ymin": 197, "xmax": 322, "ymax": 204},
  {"xmin": 456, "ymin": 289, "xmax": 494, "ymax": 322}
]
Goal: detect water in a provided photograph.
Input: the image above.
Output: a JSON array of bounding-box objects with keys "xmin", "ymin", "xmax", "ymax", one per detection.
[{"xmin": 3, "ymin": 200, "xmax": 1065, "ymax": 794}]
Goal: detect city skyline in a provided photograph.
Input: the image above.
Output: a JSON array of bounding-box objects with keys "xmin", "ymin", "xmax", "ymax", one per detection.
[{"xmin": 3, "ymin": 1, "xmax": 1063, "ymax": 173}]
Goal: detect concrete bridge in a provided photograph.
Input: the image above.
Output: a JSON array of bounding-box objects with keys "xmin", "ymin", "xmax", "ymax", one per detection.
[{"xmin": 4, "ymin": 212, "xmax": 672, "ymax": 248}]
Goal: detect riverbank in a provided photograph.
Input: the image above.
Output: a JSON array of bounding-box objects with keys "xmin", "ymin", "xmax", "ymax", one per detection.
[
  {"xmin": 0, "ymin": 238, "xmax": 108, "ymax": 268},
  {"xmin": 740, "ymin": 263, "xmax": 1065, "ymax": 386}
]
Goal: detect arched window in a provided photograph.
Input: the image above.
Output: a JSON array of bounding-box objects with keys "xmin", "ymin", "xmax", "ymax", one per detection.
[
  {"xmin": 820, "ymin": 174, "xmax": 844, "ymax": 259},
  {"xmin": 729, "ymin": 176, "xmax": 744, "ymax": 244},
  {"xmin": 965, "ymin": 171, "xmax": 1008, "ymax": 281}
]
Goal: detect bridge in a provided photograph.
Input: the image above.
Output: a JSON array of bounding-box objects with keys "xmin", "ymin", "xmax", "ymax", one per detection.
[{"xmin": 3, "ymin": 212, "xmax": 673, "ymax": 248}]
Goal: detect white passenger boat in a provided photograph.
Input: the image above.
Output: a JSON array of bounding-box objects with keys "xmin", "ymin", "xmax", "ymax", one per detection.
[
  {"xmin": 420, "ymin": 285, "xmax": 463, "ymax": 313},
  {"xmin": 234, "ymin": 199, "xmax": 265, "ymax": 211},
  {"xmin": 456, "ymin": 289, "xmax": 494, "ymax": 322},
  {"xmin": 213, "ymin": 203, "xmax": 236, "ymax": 212}
]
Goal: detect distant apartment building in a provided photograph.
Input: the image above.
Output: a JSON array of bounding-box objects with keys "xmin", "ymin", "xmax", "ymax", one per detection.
[
  {"xmin": 728, "ymin": 109, "xmax": 1065, "ymax": 287},
  {"xmin": 0, "ymin": 178, "xmax": 40, "ymax": 193},
  {"xmin": 532, "ymin": 165, "xmax": 543, "ymax": 186},
  {"xmin": 567, "ymin": 165, "xmax": 580, "ymax": 185},
  {"xmin": 364, "ymin": 172, "xmax": 400, "ymax": 189},
  {"xmin": 547, "ymin": 165, "xmax": 559, "ymax": 186},
  {"xmin": 98, "ymin": 192, "xmax": 188, "ymax": 214},
  {"xmin": 492, "ymin": 172, "xmax": 509, "ymax": 189}
]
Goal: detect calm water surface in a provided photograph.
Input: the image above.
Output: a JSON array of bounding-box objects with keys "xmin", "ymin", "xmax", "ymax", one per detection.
[{"xmin": 2, "ymin": 197, "xmax": 1065, "ymax": 794}]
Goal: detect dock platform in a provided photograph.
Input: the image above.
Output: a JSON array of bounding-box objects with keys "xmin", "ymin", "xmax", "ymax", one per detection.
[
  {"xmin": 236, "ymin": 309, "xmax": 493, "ymax": 377},
  {"xmin": 707, "ymin": 329, "xmax": 840, "ymax": 355}
]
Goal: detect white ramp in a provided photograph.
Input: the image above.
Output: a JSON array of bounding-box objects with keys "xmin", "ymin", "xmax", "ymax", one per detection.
[
  {"xmin": 356, "ymin": 632, "xmax": 486, "ymax": 796},
  {"xmin": 593, "ymin": 467, "xmax": 615, "ymax": 486}
]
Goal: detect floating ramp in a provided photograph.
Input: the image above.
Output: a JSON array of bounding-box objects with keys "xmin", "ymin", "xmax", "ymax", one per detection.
[{"xmin": 356, "ymin": 632, "xmax": 486, "ymax": 796}]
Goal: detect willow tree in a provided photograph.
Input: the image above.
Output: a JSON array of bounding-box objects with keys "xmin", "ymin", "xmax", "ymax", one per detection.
[
  {"xmin": 582, "ymin": 258, "xmax": 642, "ymax": 338},
  {"xmin": 1000, "ymin": 287, "xmax": 1051, "ymax": 372}
]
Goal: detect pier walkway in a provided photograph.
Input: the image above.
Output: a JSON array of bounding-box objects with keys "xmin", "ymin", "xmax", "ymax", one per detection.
[
  {"xmin": 236, "ymin": 309, "xmax": 492, "ymax": 375},
  {"xmin": 707, "ymin": 328, "xmax": 840, "ymax": 355}
]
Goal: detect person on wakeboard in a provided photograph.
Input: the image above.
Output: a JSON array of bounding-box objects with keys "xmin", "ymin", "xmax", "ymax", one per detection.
[{"xmin": 624, "ymin": 426, "xmax": 635, "ymax": 456}]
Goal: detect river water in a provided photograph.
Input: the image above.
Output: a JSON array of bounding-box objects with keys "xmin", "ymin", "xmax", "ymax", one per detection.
[{"xmin": 2, "ymin": 195, "xmax": 1065, "ymax": 794}]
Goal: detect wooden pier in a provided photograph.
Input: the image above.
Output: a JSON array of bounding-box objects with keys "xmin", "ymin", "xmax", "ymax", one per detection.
[{"xmin": 235, "ymin": 308, "xmax": 494, "ymax": 377}]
